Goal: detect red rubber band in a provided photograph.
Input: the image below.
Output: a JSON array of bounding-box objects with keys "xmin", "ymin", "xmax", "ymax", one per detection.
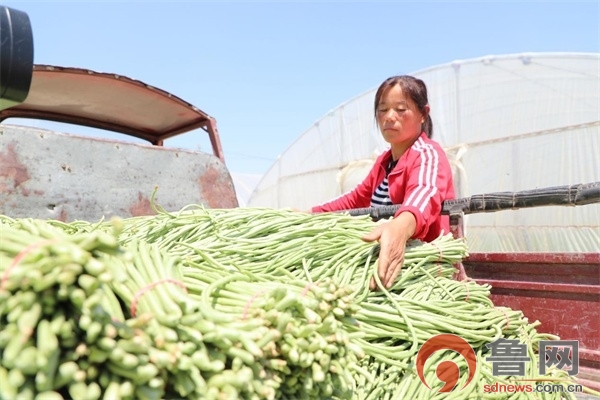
[
  {"xmin": 431, "ymin": 242, "xmax": 443, "ymax": 262},
  {"xmin": 242, "ymin": 290, "xmax": 266, "ymax": 320},
  {"xmin": 301, "ymin": 282, "xmax": 317, "ymax": 297},
  {"xmin": 463, "ymin": 281, "xmax": 470, "ymax": 301},
  {"xmin": 0, "ymin": 239, "xmax": 58, "ymax": 292},
  {"xmin": 130, "ymin": 278, "xmax": 187, "ymax": 317}
]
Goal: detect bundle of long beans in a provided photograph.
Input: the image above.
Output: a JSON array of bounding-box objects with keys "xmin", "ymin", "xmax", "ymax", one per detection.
[{"xmin": 0, "ymin": 217, "xmax": 161, "ymax": 400}]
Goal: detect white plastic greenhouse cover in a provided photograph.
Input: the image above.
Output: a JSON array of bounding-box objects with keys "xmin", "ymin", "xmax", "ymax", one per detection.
[{"xmin": 248, "ymin": 52, "xmax": 600, "ymax": 253}]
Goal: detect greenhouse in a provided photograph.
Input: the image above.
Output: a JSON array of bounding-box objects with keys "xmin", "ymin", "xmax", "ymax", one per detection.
[{"xmin": 247, "ymin": 52, "xmax": 600, "ymax": 253}]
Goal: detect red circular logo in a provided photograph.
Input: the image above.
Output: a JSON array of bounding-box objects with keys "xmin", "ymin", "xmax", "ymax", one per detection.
[{"xmin": 415, "ymin": 334, "xmax": 477, "ymax": 392}]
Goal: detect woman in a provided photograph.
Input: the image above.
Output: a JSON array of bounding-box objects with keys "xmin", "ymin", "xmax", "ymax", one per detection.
[{"xmin": 311, "ymin": 75, "xmax": 455, "ymax": 290}]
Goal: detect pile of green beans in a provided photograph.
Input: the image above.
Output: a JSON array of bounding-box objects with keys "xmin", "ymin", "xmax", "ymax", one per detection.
[
  {"xmin": 0, "ymin": 206, "xmax": 593, "ymax": 400},
  {"xmin": 112, "ymin": 206, "xmax": 591, "ymax": 399}
]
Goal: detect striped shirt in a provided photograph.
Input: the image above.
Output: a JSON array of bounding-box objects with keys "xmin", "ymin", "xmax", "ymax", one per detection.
[{"xmin": 370, "ymin": 158, "xmax": 398, "ymax": 207}]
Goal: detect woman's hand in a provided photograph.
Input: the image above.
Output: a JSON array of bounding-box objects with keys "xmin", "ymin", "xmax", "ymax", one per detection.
[{"xmin": 361, "ymin": 212, "xmax": 416, "ymax": 290}]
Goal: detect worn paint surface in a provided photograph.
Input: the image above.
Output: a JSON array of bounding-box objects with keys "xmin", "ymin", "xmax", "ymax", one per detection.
[
  {"xmin": 198, "ymin": 165, "xmax": 239, "ymax": 209},
  {"xmin": 464, "ymin": 252, "xmax": 600, "ymax": 391},
  {"xmin": 0, "ymin": 125, "xmax": 238, "ymax": 222},
  {"xmin": 0, "ymin": 142, "xmax": 31, "ymax": 192}
]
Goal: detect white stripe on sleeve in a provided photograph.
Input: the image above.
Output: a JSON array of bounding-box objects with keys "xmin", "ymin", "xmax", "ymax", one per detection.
[{"xmin": 404, "ymin": 138, "xmax": 439, "ymax": 213}]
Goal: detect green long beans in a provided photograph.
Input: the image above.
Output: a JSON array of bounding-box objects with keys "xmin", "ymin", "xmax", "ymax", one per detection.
[{"xmin": 0, "ymin": 206, "xmax": 592, "ymax": 400}]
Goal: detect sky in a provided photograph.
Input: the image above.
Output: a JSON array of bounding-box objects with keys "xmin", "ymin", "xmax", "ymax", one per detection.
[{"xmin": 3, "ymin": 1, "xmax": 599, "ymax": 182}]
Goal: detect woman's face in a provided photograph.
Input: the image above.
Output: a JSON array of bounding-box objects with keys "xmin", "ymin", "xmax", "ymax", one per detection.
[{"xmin": 376, "ymin": 84, "xmax": 425, "ymax": 145}]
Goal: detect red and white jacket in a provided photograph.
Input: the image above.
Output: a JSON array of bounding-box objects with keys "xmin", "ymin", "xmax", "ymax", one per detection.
[{"xmin": 312, "ymin": 133, "xmax": 455, "ymax": 242}]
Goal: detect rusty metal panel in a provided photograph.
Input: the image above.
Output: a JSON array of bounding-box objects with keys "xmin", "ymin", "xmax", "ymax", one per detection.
[{"xmin": 0, "ymin": 124, "xmax": 238, "ymax": 222}]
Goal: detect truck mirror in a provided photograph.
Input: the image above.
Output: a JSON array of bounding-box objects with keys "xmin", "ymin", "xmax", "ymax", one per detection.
[{"xmin": 0, "ymin": 5, "xmax": 34, "ymax": 111}]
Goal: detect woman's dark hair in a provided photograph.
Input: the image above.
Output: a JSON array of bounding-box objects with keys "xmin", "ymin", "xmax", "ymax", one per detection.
[{"xmin": 374, "ymin": 75, "xmax": 433, "ymax": 138}]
